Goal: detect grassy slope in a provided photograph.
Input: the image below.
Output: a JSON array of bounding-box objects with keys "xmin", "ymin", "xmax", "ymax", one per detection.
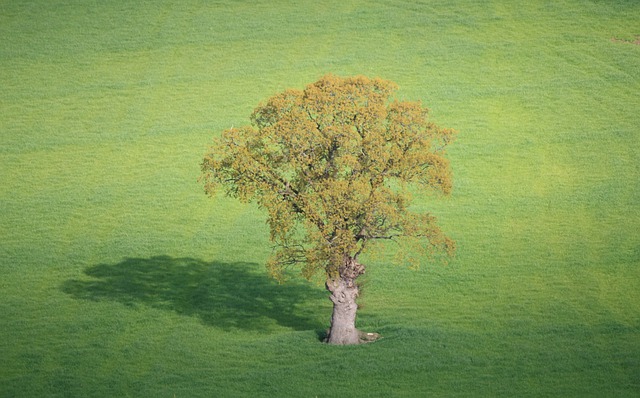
[{"xmin": 1, "ymin": 0, "xmax": 639, "ymax": 396}]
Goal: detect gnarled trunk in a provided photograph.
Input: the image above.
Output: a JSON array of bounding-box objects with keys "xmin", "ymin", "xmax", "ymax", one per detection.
[{"xmin": 325, "ymin": 257, "xmax": 365, "ymax": 345}]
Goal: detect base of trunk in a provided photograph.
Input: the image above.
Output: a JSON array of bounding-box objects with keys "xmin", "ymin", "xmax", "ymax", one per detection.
[{"xmin": 323, "ymin": 329, "xmax": 381, "ymax": 344}]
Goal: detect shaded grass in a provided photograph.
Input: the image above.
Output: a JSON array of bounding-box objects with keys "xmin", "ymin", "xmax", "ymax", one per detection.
[
  {"xmin": 1, "ymin": 0, "xmax": 639, "ymax": 396},
  {"xmin": 62, "ymin": 256, "xmax": 325, "ymax": 332}
]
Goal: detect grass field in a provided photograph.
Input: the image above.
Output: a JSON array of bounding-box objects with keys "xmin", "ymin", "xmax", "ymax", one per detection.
[{"xmin": 1, "ymin": 0, "xmax": 639, "ymax": 396}]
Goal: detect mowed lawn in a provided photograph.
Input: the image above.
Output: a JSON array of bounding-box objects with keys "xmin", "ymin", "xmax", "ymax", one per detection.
[{"xmin": 1, "ymin": 0, "xmax": 639, "ymax": 396}]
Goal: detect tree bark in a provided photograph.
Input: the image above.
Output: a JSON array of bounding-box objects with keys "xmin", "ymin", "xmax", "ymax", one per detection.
[{"xmin": 325, "ymin": 257, "xmax": 365, "ymax": 345}]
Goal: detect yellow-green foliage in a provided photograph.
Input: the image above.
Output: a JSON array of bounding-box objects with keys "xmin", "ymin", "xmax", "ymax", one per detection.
[{"xmin": 202, "ymin": 75, "xmax": 456, "ymax": 281}]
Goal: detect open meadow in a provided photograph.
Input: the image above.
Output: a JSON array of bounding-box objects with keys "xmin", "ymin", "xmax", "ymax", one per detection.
[{"xmin": 1, "ymin": 0, "xmax": 639, "ymax": 396}]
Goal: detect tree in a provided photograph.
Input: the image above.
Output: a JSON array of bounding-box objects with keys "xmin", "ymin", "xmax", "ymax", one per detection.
[{"xmin": 201, "ymin": 75, "xmax": 456, "ymax": 344}]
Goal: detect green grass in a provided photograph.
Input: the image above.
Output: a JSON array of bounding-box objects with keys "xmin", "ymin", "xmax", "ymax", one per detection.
[{"xmin": 1, "ymin": 0, "xmax": 639, "ymax": 396}]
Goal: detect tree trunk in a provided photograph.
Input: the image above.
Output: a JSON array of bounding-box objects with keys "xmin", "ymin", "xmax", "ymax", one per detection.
[{"xmin": 325, "ymin": 257, "xmax": 365, "ymax": 345}]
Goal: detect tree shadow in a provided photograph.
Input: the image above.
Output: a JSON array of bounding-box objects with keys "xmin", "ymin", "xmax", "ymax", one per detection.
[{"xmin": 62, "ymin": 256, "xmax": 326, "ymax": 332}]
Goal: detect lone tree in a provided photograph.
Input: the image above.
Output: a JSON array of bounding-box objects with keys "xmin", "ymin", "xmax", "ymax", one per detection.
[{"xmin": 202, "ymin": 75, "xmax": 456, "ymax": 344}]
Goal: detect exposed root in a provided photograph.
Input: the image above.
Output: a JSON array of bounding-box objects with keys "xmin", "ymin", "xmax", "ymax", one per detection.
[
  {"xmin": 358, "ymin": 330, "xmax": 382, "ymax": 343},
  {"xmin": 611, "ymin": 36, "xmax": 640, "ymax": 45}
]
